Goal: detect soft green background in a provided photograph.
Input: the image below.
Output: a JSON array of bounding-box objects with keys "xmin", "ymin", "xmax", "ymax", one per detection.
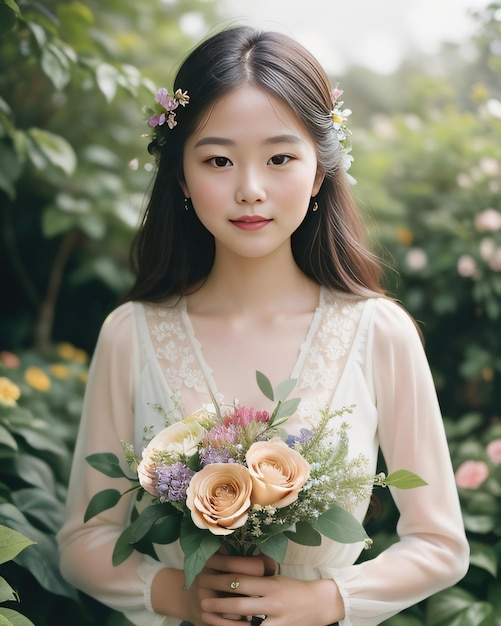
[{"xmin": 0, "ymin": 1, "xmax": 500, "ymax": 624}]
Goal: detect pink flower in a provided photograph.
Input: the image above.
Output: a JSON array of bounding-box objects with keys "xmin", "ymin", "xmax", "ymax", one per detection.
[
  {"xmin": 406, "ymin": 248, "xmax": 428, "ymax": 271},
  {"xmin": 223, "ymin": 405, "xmax": 270, "ymax": 428},
  {"xmin": 474, "ymin": 208, "xmax": 501, "ymax": 232},
  {"xmin": 205, "ymin": 424, "xmax": 240, "ymax": 447},
  {"xmin": 455, "ymin": 460, "xmax": 489, "ymax": 489},
  {"xmin": 486, "ymin": 439, "xmax": 501, "ymax": 464},
  {"xmin": 457, "ymin": 255, "xmax": 476, "ymax": 277},
  {"xmin": 155, "ymin": 87, "xmax": 177, "ymax": 111},
  {"xmin": 331, "ymin": 87, "xmax": 343, "ymax": 101},
  {"xmin": 488, "ymin": 248, "xmax": 501, "ymax": 271},
  {"xmin": 0, "ymin": 351, "xmax": 20, "ymax": 368}
]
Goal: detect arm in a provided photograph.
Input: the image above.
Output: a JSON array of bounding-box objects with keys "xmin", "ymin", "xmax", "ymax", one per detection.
[
  {"xmin": 57, "ymin": 304, "xmax": 182, "ymax": 625},
  {"xmin": 321, "ymin": 298, "xmax": 469, "ymax": 625}
]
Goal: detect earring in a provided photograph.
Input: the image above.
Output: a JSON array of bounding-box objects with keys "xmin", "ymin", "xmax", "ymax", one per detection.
[
  {"xmin": 312, "ymin": 200, "xmax": 319, "ymax": 212},
  {"xmin": 184, "ymin": 197, "xmax": 190, "ymax": 211}
]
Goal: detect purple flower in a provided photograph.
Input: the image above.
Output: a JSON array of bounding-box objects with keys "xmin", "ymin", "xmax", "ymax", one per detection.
[
  {"xmin": 155, "ymin": 462, "xmax": 195, "ymax": 501},
  {"xmin": 199, "ymin": 445, "xmax": 236, "ymax": 466},
  {"xmin": 286, "ymin": 428, "xmax": 313, "ymax": 448}
]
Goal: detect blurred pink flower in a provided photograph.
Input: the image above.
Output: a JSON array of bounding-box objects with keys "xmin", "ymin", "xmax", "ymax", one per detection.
[
  {"xmin": 486, "ymin": 439, "xmax": 501, "ymax": 464},
  {"xmin": 455, "ymin": 460, "xmax": 489, "ymax": 489},
  {"xmin": 474, "ymin": 208, "xmax": 501, "ymax": 232},
  {"xmin": 457, "ymin": 255, "xmax": 476, "ymax": 277},
  {"xmin": 488, "ymin": 248, "xmax": 501, "ymax": 271},
  {"xmin": 479, "ymin": 157, "xmax": 500, "ymax": 176},
  {"xmin": 0, "ymin": 351, "xmax": 20, "ymax": 368},
  {"xmin": 406, "ymin": 248, "xmax": 428, "ymax": 271}
]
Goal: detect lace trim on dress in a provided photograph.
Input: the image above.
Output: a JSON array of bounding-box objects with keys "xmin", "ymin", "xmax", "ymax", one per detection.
[{"xmin": 140, "ymin": 290, "xmax": 367, "ymax": 424}]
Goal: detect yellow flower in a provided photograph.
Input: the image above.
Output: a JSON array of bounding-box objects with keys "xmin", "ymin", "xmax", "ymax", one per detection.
[
  {"xmin": 24, "ymin": 366, "xmax": 51, "ymax": 392},
  {"xmin": 49, "ymin": 364, "xmax": 70, "ymax": 379},
  {"xmin": 0, "ymin": 377, "xmax": 21, "ymax": 407},
  {"xmin": 57, "ymin": 342, "xmax": 88, "ymax": 364},
  {"xmin": 396, "ymin": 227, "xmax": 413, "ymax": 246},
  {"xmin": 57, "ymin": 342, "xmax": 75, "ymax": 360},
  {"xmin": 73, "ymin": 348, "xmax": 89, "ymax": 364}
]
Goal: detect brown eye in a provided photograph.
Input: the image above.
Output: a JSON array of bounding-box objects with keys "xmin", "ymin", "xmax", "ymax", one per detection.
[
  {"xmin": 269, "ymin": 154, "xmax": 291, "ymax": 166},
  {"xmin": 210, "ymin": 156, "xmax": 232, "ymax": 167}
]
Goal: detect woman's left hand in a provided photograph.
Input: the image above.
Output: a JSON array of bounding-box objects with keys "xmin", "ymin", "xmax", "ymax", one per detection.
[{"xmin": 197, "ymin": 554, "xmax": 344, "ymax": 626}]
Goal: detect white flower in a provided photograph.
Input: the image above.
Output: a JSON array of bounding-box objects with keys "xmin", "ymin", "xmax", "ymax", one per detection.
[
  {"xmin": 474, "ymin": 208, "xmax": 501, "ymax": 232},
  {"xmin": 457, "ymin": 255, "xmax": 476, "ymax": 278},
  {"xmin": 406, "ymin": 248, "xmax": 428, "ymax": 271}
]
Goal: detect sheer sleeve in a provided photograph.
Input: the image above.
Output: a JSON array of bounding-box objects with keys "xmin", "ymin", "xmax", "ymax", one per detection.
[
  {"xmin": 57, "ymin": 304, "xmax": 168, "ymax": 626},
  {"xmin": 320, "ymin": 298, "xmax": 469, "ymax": 625}
]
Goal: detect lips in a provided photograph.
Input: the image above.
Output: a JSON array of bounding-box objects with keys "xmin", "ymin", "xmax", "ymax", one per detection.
[{"xmin": 230, "ymin": 215, "xmax": 272, "ymax": 231}]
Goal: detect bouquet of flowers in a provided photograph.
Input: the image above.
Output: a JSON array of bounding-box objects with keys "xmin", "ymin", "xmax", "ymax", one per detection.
[{"xmin": 84, "ymin": 372, "xmax": 426, "ymax": 587}]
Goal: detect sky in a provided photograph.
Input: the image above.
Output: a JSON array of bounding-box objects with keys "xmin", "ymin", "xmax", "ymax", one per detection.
[{"xmin": 210, "ymin": 0, "xmax": 491, "ymax": 74}]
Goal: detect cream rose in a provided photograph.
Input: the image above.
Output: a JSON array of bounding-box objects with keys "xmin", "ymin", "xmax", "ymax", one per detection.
[
  {"xmin": 185, "ymin": 463, "xmax": 253, "ymax": 535},
  {"xmin": 246, "ymin": 438, "xmax": 310, "ymax": 508},
  {"xmin": 137, "ymin": 415, "xmax": 207, "ymax": 495}
]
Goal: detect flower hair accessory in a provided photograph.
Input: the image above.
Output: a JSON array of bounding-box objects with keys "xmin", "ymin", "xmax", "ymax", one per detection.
[
  {"xmin": 330, "ymin": 85, "xmax": 354, "ymax": 173},
  {"xmin": 143, "ymin": 87, "xmax": 190, "ymax": 149}
]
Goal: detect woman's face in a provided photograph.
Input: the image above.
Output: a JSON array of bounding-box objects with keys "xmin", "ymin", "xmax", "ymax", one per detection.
[{"xmin": 181, "ymin": 85, "xmax": 323, "ymax": 262}]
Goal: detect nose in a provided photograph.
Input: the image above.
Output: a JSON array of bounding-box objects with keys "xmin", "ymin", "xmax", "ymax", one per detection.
[{"xmin": 235, "ymin": 166, "xmax": 266, "ymax": 204}]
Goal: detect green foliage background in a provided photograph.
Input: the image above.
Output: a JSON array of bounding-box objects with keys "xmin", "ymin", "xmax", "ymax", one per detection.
[{"xmin": 1, "ymin": 1, "xmax": 500, "ymax": 624}]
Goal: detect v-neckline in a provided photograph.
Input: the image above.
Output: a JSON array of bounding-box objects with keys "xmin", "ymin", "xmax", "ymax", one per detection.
[{"xmin": 180, "ymin": 286, "xmax": 325, "ymax": 403}]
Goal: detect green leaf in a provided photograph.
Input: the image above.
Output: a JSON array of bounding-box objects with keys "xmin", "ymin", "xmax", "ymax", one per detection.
[
  {"xmin": 272, "ymin": 398, "xmax": 301, "ymax": 423},
  {"xmin": 0, "ymin": 504, "xmax": 77, "ymax": 599},
  {"xmin": 0, "ymin": 525, "xmax": 35, "ymax": 565},
  {"xmin": 112, "ymin": 525, "xmax": 136, "ymax": 566},
  {"xmin": 84, "ymin": 489, "xmax": 122, "ymax": 522},
  {"xmin": 0, "ymin": 608, "xmax": 36, "ymax": 626},
  {"xmin": 11, "ymin": 488, "xmax": 65, "ymax": 535},
  {"xmin": 273, "ymin": 378, "xmax": 297, "ymax": 402},
  {"xmin": 0, "ymin": 0, "xmax": 20, "ymax": 38},
  {"xmin": 182, "ymin": 532, "xmax": 222, "ymax": 589},
  {"xmin": 96, "ymin": 63, "xmax": 119, "ymax": 102},
  {"xmin": 284, "ymin": 521, "xmax": 322, "ymax": 546},
  {"xmin": 426, "ymin": 587, "xmax": 493, "ymax": 626},
  {"xmin": 256, "ymin": 371, "xmax": 274, "ymax": 401},
  {"xmin": 259, "ymin": 532, "xmax": 288, "ymax": 563},
  {"xmin": 144, "ymin": 510, "xmax": 182, "ymax": 544},
  {"xmin": 27, "ymin": 128, "xmax": 76, "ymax": 176},
  {"xmin": 86, "ymin": 452, "xmax": 130, "ymax": 478},
  {"xmin": 469, "ymin": 540, "xmax": 498, "ymax": 577},
  {"xmin": 0, "ymin": 425, "xmax": 17, "ymax": 451},
  {"xmin": 129, "ymin": 504, "xmax": 180, "ymax": 544},
  {"xmin": 384, "ymin": 470, "xmax": 427, "ymax": 489},
  {"xmin": 40, "ymin": 42, "xmax": 71, "ymax": 90},
  {"xmin": 0, "ymin": 577, "xmax": 17, "ymax": 603},
  {"xmin": 311, "ymin": 503, "xmax": 368, "ymax": 544}
]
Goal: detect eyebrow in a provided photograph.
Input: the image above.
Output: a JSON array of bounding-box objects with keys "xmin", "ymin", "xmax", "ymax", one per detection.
[{"xmin": 193, "ymin": 134, "xmax": 303, "ymax": 148}]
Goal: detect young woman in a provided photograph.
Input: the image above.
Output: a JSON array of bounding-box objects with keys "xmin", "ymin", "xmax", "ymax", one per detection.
[{"xmin": 57, "ymin": 26, "xmax": 469, "ymax": 626}]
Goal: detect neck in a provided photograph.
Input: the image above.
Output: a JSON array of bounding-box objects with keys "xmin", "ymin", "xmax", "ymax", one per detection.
[{"xmin": 189, "ymin": 247, "xmax": 320, "ymax": 315}]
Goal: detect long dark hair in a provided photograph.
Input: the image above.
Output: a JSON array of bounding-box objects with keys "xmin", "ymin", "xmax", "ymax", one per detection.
[{"xmin": 123, "ymin": 26, "xmax": 385, "ymax": 303}]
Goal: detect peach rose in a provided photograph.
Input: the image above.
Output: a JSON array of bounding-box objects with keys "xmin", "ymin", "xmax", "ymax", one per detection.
[
  {"xmin": 186, "ymin": 463, "xmax": 253, "ymax": 535},
  {"xmin": 455, "ymin": 460, "xmax": 489, "ymax": 489},
  {"xmin": 246, "ymin": 438, "xmax": 310, "ymax": 508},
  {"xmin": 486, "ymin": 439, "xmax": 501, "ymax": 464}
]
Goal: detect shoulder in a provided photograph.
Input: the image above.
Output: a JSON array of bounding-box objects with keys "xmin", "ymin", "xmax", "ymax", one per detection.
[
  {"xmin": 99, "ymin": 301, "xmax": 136, "ymax": 343},
  {"xmin": 371, "ymin": 297, "xmax": 424, "ymax": 352}
]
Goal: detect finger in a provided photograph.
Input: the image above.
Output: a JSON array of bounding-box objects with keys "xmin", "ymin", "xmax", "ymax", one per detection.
[
  {"xmin": 206, "ymin": 553, "xmax": 269, "ymax": 577},
  {"xmin": 198, "ymin": 572, "xmax": 257, "ymax": 596}
]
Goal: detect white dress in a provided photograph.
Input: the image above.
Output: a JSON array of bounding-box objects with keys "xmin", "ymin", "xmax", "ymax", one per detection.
[{"xmin": 57, "ymin": 288, "xmax": 469, "ymax": 626}]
